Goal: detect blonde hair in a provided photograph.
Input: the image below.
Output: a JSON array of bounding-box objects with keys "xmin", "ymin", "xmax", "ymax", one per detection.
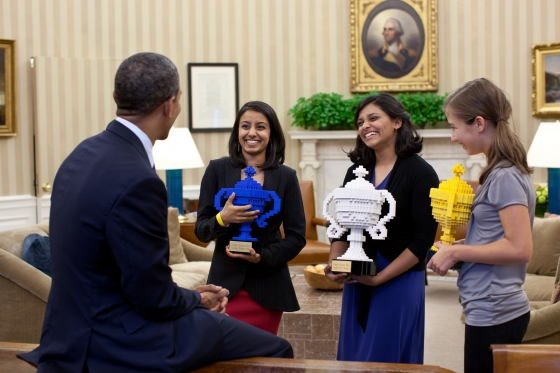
[{"xmin": 443, "ymin": 78, "xmax": 532, "ymax": 184}]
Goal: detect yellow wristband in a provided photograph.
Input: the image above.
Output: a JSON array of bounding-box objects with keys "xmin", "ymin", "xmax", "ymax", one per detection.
[{"xmin": 216, "ymin": 212, "xmax": 226, "ymax": 227}]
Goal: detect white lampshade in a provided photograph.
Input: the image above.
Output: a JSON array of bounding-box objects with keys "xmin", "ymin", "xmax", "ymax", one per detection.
[
  {"xmin": 527, "ymin": 122, "xmax": 560, "ymax": 168},
  {"xmin": 152, "ymin": 127, "xmax": 204, "ymax": 170}
]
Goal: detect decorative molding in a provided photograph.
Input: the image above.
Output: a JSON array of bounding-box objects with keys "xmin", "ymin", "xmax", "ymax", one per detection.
[
  {"xmin": 0, "ymin": 195, "xmax": 38, "ymax": 232},
  {"xmin": 183, "ymin": 185, "xmax": 201, "ymax": 201}
]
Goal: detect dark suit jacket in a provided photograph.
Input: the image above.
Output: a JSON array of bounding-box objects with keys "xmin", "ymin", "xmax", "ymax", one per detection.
[
  {"xmin": 196, "ymin": 157, "xmax": 306, "ymax": 312},
  {"xmin": 20, "ymin": 121, "xmax": 224, "ymax": 373}
]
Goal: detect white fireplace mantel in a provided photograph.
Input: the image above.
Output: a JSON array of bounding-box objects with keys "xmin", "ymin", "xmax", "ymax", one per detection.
[{"xmin": 289, "ymin": 130, "xmax": 485, "ymax": 242}]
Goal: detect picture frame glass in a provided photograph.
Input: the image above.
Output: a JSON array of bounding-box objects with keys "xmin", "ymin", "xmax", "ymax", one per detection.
[
  {"xmin": 0, "ymin": 48, "xmax": 5, "ymax": 127},
  {"xmin": 544, "ymin": 54, "xmax": 560, "ymax": 104},
  {"xmin": 532, "ymin": 42, "xmax": 560, "ymax": 117},
  {"xmin": 350, "ymin": 0, "xmax": 438, "ymax": 92},
  {"xmin": 0, "ymin": 39, "xmax": 16, "ymax": 136},
  {"xmin": 188, "ymin": 63, "xmax": 239, "ymax": 132},
  {"xmin": 362, "ymin": 1, "xmax": 424, "ymax": 79}
]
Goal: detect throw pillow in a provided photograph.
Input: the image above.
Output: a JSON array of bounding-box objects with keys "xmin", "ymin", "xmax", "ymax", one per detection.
[
  {"xmin": 22, "ymin": 233, "xmax": 52, "ymax": 276},
  {"xmin": 168, "ymin": 207, "xmax": 188, "ymax": 265},
  {"xmin": 527, "ymin": 217, "xmax": 560, "ymax": 277},
  {"xmin": 552, "ymin": 284, "xmax": 560, "ymax": 304}
]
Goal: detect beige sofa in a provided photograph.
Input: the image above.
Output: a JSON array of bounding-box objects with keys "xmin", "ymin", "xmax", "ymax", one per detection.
[
  {"xmin": 439, "ymin": 212, "xmax": 560, "ymax": 344},
  {"xmin": 0, "ymin": 207, "xmax": 213, "ymax": 343},
  {"xmin": 522, "ymin": 216, "xmax": 560, "ymax": 344}
]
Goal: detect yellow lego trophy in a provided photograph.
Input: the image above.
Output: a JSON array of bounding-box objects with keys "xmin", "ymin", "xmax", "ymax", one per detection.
[{"xmin": 427, "ymin": 163, "xmax": 475, "ymax": 269}]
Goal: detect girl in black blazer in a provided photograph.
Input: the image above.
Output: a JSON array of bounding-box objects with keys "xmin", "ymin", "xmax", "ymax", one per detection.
[{"xmin": 196, "ymin": 101, "xmax": 306, "ymax": 334}]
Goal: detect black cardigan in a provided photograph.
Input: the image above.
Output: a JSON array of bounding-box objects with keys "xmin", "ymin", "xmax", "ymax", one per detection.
[
  {"xmin": 333, "ymin": 154, "xmax": 439, "ymax": 271},
  {"xmin": 195, "ymin": 157, "xmax": 306, "ymax": 312}
]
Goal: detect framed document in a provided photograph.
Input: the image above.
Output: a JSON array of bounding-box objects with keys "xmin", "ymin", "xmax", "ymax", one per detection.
[{"xmin": 187, "ymin": 63, "xmax": 239, "ymax": 132}]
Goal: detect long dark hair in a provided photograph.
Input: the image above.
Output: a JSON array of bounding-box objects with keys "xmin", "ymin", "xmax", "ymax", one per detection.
[
  {"xmin": 444, "ymin": 78, "xmax": 532, "ymax": 184},
  {"xmin": 348, "ymin": 93, "xmax": 422, "ymax": 166},
  {"xmin": 228, "ymin": 101, "xmax": 286, "ymax": 169}
]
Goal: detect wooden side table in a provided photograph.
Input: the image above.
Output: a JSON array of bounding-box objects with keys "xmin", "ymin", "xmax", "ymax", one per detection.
[{"xmin": 179, "ymin": 222, "xmax": 210, "ymax": 248}]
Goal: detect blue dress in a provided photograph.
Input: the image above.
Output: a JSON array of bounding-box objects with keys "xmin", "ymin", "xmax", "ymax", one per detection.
[{"xmin": 337, "ymin": 172, "xmax": 425, "ymax": 364}]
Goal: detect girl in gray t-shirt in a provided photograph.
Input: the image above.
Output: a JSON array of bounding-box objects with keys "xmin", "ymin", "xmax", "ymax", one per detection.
[{"xmin": 427, "ymin": 78, "xmax": 534, "ymax": 373}]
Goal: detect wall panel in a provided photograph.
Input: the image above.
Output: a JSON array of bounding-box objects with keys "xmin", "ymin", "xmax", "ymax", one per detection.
[{"xmin": 0, "ymin": 0, "xmax": 557, "ymax": 197}]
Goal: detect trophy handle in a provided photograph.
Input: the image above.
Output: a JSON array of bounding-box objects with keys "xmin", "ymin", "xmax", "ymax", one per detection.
[
  {"xmin": 214, "ymin": 189, "xmax": 230, "ymax": 211},
  {"xmin": 255, "ymin": 191, "xmax": 281, "ymax": 228},
  {"xmin": 323, "ymin": 191, "xmax": 346, "ymax": 238},
  {"xmin": 367, "ymin": 190, "xmax": 396, "ymax": 240}
]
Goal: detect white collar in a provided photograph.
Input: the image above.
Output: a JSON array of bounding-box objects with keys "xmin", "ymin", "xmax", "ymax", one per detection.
[{"xmin": 115, "ymin": 117, "xmax": 154, "ymax": 168}]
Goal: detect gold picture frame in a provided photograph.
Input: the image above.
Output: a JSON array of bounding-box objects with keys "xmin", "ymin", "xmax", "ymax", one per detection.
[
  {"xmin": 350, "ymin": 0, "xmax": 438, "ymax": 92},
  {"xmin": 0, "ymin": 39, "xmax": 16, "ymax": 136},
  {"xmin": 532, "ymin": 42, "xmax": 560, "ymax": 117}
]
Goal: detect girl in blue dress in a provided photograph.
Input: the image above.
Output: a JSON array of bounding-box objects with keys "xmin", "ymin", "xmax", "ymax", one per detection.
[{"xmin": 325, "ymin": 94, "xmax": 439, "ymax": 363}]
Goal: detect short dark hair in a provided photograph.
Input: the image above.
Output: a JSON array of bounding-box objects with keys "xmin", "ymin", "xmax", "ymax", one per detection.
[
  {"xmin": 114, "ymin": 52, "xmax": 180, "ymax": 116},
  {"xmin": 228, "ymin": 101, "xmax": 285, "ymax": 169},
  {"xmin": 348, "ymin": 93, "xmax": 422, "ymax": 166}
]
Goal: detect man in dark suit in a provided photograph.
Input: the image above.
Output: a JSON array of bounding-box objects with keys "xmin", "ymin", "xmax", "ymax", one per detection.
[{"xmin": 19, "ymin": 52, "xmax": 293, "ymax": 373}]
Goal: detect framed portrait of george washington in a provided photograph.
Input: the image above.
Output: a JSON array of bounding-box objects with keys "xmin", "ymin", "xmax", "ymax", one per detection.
[
  {"xmin": 532, "ymin": 42, "xmax": 560, "ymax": 117},
  {"xmin": 350, "ymin": 0, "xmax": 438, "ymax": 92},
  {"xmin": 0, "ymin": 39, "xmax": 16, "ymax": 136}
]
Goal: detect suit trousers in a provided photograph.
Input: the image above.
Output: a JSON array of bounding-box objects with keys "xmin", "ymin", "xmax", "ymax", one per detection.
[{"xmin": 209, "ymin": 310, "xmax": 293, "ymax": 362}]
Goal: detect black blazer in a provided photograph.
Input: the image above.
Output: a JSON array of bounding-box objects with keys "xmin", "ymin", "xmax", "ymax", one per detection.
[
  {"xmin": 196, "ymin": 157, "xmax": 306, "ymax": 312},
  {"xmin": 20, "ymin": 122, "xmax": 226, "ymax": 372}
]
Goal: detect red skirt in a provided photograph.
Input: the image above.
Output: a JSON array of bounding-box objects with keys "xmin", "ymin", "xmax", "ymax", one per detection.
[{"xmin": 226, "ymin": 287, "xmax": 283, "ymax": 335}]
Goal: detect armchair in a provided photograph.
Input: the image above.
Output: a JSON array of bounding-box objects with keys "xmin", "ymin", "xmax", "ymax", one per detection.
[{"xmin": 288, "ymin": 180, "xmax": 330, "ymax": 265}]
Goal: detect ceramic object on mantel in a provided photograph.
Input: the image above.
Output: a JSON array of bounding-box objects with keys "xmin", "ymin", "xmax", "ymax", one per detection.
[{"xmin": 303, "ymin": 267, "xmax": 343, "ymax": 291}]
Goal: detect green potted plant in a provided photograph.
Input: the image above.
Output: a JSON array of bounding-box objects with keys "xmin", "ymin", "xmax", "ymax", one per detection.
[
  {"xmin": 288, "ymin": 91, "xmax": 447, "ymax": 130},
  {"xmin": 288, "ymin": 92, "xmax": 377, "ymax": 130},
  {"xmin": 396, "ymin": 92, "xmax": 448, "ymax": 129},
  {"xmin": 287, "ymin": 92, "xmax": 354, "ymax": 130},
  {"xmin": 534, "ymin": 183, "xmax": 548, "ymax": 217}
]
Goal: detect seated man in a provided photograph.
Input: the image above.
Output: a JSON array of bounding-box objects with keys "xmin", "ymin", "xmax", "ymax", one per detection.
[{"xmin": 19, "ymin": 52, "xmax": 292, "ymax": 373}]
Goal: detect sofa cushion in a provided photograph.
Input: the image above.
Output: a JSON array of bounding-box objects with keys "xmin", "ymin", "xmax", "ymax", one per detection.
[
  {"xmin": 167, "ymin": 207, "xmax": 187, "ymax": 265},
  {"xmin": 525, "ymin": 273, "xmax": 556, "ymax": 302},
  {"xmin": 527, "ymin": 217, "xmax": 560, "ymax": 277},
  {"xmin": 22, "ymin": 234, "xmax": 52, "ymax": 277},
  {"xmin": 170, "ymin": 262, "xmax": 211, "ymax": 290},
  {"xmin": 0, "ymin": 225, "xmax": 49, "ymax": 258}
]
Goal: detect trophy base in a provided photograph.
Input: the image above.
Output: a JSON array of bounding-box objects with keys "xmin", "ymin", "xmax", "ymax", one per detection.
[
  {"xmin": 331, "ymin": 259, "xmax": 376, "ymax": 276},
  {"xmin": 426, "ymin": 248, "xmax": 463, "ymax": 270},
  {"xmin": 228, "ymin": 240, "xmax": 261, "ymax": 254}
]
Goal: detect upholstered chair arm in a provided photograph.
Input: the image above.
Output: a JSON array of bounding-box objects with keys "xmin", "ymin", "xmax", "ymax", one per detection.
[
  {"xmin": 524, "ymin": 302, "xmax": 560, "ymax": 341},
  {"xmin": 181, "ymin": 238, "xmax": 214, "ymax": 262},
  {"xmin": 0, "ymin": 249, "xmax": 51, "ymax": 302},
  {"xmin": 312, "ymin": 217, "xmax": 328, "ymax": 227}
]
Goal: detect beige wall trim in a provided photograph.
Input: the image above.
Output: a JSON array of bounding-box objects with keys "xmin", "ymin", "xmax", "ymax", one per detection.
[{"xmin": 0, "ymin": 195, "xmax": 37, "ymax": 232}]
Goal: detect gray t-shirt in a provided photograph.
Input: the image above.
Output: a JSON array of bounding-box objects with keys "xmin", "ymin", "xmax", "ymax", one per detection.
[{"xmin": 458, "ymin": 166, "xmax": 535, "ymax": 326}]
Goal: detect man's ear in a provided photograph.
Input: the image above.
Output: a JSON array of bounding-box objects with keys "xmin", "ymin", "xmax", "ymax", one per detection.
[
  {"xmin": 162, "ymin": 96, "xmax": 175, "ymax": 118},
  {"xmin": 474, "ymin": 116, "xmax": 486, "ymax": 132},
  {"xmin": 113, "ymin": 91, "xmax": 118, "ymax": 103}
]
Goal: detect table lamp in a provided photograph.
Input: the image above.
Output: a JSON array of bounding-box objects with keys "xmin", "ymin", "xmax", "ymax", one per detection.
[
  {"xmin": 527, "ymin": 122, "xmax": 560, "ymax": 214},
  {"xmin": 152, "ymin": 127, "xmax": 204, "ymax": 216}
]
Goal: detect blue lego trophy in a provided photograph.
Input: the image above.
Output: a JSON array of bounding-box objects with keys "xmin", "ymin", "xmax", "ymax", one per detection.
[{"xmin": 214, "ymin": 166, "xmax": 281, "ymax": 254}]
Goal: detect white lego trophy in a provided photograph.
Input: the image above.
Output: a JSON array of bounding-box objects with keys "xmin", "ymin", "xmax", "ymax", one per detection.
[{"xmin": 323, "ymin": 166, "xmax": 396, "ymax": 275}]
